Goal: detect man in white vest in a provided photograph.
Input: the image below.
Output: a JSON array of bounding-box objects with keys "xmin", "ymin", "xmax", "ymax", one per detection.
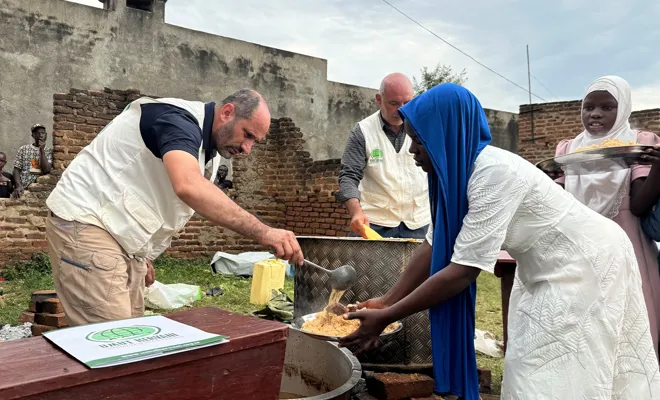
[
  {"xmin": 336, "ymin": 73, "xmax": 430, "ymax": 239},
  {"xmin": 45, "ymin": 89, "xmax": 304, "ymax": 326}
]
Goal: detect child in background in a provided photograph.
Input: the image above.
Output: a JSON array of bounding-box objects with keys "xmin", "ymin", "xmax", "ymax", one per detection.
[{"xmin": 554, "ymin": 75, "xmax": 660, "ymax": 357}]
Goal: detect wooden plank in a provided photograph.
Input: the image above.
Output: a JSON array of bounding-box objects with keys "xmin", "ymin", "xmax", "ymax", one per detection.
[{"xmin": 0, "ymin": 307, "xmax": 288, "ymax": 400}]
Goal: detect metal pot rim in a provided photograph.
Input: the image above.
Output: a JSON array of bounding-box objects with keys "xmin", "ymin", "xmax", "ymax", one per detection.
[{"xmin": 293, "ymin": 341, "xmax": 362, "ymax": 400}]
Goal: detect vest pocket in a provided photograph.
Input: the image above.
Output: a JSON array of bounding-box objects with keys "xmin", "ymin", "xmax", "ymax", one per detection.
[
  {"xmin": 59, "ymin": 245, "xmax": 123, "ymax": 310},
  {"xmin": 361, "ymin": 191, "xmax": 390, "ymax": 209},
  {"xmin": 100, "ymin": 189, "xmax": 164, "ymax": 256}
]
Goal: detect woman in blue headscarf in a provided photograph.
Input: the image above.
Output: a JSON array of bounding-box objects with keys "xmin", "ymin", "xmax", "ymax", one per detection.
[{"xmin": 339, "ymin": 84, "xmax": 660, "ymax": 399}]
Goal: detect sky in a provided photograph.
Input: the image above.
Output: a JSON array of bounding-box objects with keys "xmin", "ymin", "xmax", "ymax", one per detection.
[{"xmin": 68, "ymin": 0, "xmax": 660, "ymax": 113}]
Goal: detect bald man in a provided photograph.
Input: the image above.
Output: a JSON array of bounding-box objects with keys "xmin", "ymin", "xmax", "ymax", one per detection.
[
  {"xmin": 336, "ymin": 73, "xmax": 430, "ymax": 239},
  {"xmin": 46, "ymin": 89, "xmax": 304, "ymax": 326}
]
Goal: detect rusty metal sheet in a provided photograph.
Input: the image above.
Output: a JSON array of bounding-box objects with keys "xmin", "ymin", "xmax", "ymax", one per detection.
[{"xmin": 294, "ymin": 236, "xmax": 432, "ymax": 365}]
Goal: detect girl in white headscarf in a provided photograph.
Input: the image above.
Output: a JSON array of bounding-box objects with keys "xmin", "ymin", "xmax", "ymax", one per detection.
[{"xmin": 555, "ymin": 75, "xmax": 660, "ymax": 357}]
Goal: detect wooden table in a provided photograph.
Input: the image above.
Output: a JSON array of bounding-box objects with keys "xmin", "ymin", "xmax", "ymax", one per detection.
[
  {"xmin": 0, "ymin": 307, "xmax": 288, "ymax": 400},
  {"xmin": 493, "ymin": 250, "xmax": 516, "ymax": 353}
]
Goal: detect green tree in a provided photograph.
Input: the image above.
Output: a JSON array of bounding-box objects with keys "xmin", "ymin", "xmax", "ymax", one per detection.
[{"xmin": 412, "ymin": 63, "xmax": 467, "ymax": 96}]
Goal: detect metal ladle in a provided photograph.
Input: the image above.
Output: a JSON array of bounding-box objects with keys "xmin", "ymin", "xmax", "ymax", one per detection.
[
  {"xmin": 303, "ymin": 260, "xmax": 357, "ymax": 292},
  {"xmin": 303, "ymin": 260, "xmax": 358, "ymax": 315}
]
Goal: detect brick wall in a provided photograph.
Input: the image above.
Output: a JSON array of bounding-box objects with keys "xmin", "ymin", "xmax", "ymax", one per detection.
[
  {"xmin": 0, "ymin": 88, "xmax": 350, "ymax": 264},
  {"xmin": 285, "ymin": 159, "xmax": 351, "ymax": 237},
  {"xmin": 518, "ymin": 101, "xmax": 660, "ymax": 164}
]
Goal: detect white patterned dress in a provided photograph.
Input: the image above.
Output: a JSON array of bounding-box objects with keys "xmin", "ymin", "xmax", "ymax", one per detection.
[{"xmin": 426, "ymin": 146, "xmax": 660, "ymax": 399}]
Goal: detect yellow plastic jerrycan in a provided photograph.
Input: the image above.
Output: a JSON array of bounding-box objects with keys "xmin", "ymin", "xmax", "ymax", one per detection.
[{"xmin": 250, "ymin": 259, "xmax": 287, "ymax": 305}]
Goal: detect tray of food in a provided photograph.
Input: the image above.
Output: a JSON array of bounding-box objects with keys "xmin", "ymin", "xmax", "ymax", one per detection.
[
  {"xmin": 290, "ymin": 309, "xmax": 402, "ymax": 342},
  {"xmin": 536, "ymin": 139, "xmax": 653, "ymax": 175}
]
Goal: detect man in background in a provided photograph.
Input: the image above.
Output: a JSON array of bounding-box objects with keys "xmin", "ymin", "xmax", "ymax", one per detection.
[
  {"xmin": 0, "ymin": 152, "xmax": 15, "ymax": 198},
  {"xmin": 214, "ymin": 164, "xmax": 233, "ymax": 191},
  {"xmin": 12, "ymin": 124, "xmax": 53, "ymax": 198},
  {"xmin": 335, "ymin": 73, "xmax": 430, "ymax": 239}
]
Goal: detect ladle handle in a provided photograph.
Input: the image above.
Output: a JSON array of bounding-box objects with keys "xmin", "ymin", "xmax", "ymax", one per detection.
[{"xmin": 303, "ymin": 259, "xmax": 329, "ymax": 273}]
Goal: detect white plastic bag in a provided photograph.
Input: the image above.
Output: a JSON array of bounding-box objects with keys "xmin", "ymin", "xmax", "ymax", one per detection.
[
  {"xmin": 144, "ymin": 281, "xmax": 201, "ymax": 310},
  {"xmin": 474, "ymin": 328, "xmax": 504, "ymax": 358}
]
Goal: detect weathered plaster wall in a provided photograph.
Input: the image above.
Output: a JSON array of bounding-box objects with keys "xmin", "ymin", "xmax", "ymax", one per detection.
[{"xmin": 483, "ymin": 109, "xmax": 519, "ymax": 153}]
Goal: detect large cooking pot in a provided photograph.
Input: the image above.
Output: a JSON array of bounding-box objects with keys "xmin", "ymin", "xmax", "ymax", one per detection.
[
  {"xmin": 279, "ymin": 328, "xmax": 362, "ymax": 399},
  {"xmin": 294, "ymin": 236, "xmax": 432, "ymax": 366}
]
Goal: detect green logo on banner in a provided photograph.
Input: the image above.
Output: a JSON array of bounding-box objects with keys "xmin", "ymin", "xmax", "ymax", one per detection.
[{"xmin": 86, "ymin": 326, "xmax": 161, "ymax": 342}]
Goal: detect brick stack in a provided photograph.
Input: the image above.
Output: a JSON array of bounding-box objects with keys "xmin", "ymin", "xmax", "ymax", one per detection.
[
  {"xmin": 365, "ymin": 372, "xmax": 435, "ymax": 399},
  {"xmin": 19, "ymin": 290, "xmax": 68, "ymax": 336},
  {"xmin": 518, "ymin": 101, "xmax": 660, "ymax": 164},
  {"xmin": 353, "ymin": 369, "xmax": 494, "ymax": 400}
]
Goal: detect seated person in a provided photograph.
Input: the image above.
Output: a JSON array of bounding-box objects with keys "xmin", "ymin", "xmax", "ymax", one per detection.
[{"xmin": 0, "ymin": 152, "xmax": 15, "ymax": 198}]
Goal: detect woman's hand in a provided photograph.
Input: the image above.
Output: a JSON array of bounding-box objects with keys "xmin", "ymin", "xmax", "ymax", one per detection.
[
  {"xmin": 356, "ymin": 296, "xmax": 389, "ymax": 310},
  {"xmin": 338, "ymin": 308, "xmax": 392, "ymax": 353},
  {"xmin": 641, "ymin": 145, "xmax": 660, "ymax": 167}
]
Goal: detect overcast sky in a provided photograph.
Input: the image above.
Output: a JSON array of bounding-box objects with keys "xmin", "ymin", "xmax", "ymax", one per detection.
[{"xmin": 68, "ymin": 0, "xmax": 659, "ymax": 113}]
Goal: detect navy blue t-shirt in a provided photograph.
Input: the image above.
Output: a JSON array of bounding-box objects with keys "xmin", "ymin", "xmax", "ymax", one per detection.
[{"xmin": 139, "ymin": 102, "xmax": 216, "ymax": 163}]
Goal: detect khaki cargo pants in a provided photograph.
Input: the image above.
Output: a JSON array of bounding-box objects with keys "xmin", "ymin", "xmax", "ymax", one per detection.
[{"xmin": 45, "ymin": 214, "xmax": 147, "ymax": 327}]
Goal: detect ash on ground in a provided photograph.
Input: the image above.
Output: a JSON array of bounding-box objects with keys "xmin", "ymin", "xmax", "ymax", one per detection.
[{"xmin": 0, "ymin": 323, "xmax": 32, "ymax": 342}]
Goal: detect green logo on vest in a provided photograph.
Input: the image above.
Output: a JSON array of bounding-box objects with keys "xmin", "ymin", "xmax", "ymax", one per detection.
[{"xmin": 369, "ymin": 148, "xmax": 384, "ymax": 163}]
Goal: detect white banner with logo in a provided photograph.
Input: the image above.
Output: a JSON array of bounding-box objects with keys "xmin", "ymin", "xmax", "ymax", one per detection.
[{"xmin": 42, "ymin": 315, "xmax": 229, "ymax": 368}]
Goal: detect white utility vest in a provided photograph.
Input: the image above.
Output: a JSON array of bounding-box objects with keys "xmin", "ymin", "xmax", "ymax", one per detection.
[
  {"xmin": 46, "ymin": 97, "xmax": 220, "ymax": 259},
  {"xmin": 358, "ymin": 111, "xmax": 430, "ymax": 229}
]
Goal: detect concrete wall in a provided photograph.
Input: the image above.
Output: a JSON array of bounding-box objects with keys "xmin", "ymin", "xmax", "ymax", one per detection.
[
  {"xmin": 0, "ymin": 0, "xmax": 519, "ymax": 167},
  {"xmin": 484, "ymin": 109, "xmax": 519, "ymax": 153}
]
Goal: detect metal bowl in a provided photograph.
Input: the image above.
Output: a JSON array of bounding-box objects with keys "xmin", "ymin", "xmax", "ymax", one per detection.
[
  {"xmin": 289, "ymin": 312, "xmax": 403, "ymax": 342},
  {"xmin": 536, "ymin": 145, "xmax": 653, "ymax": 175}
]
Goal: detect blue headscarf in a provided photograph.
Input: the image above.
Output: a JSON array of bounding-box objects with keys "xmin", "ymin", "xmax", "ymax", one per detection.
[{"xmin": 398, "ymin": 83, "xmax": 491, "ymax": 399}]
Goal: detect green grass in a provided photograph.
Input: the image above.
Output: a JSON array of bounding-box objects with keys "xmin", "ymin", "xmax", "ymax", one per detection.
[
  {"xmin": 475, "ymin": 272, "xmax": 504, "ymax": 394},
  {"xmin": 0, "ymin": 254, "xmax": 503, "ymax": 393},
  {"xmin": 147, "ymin": 256, "xmax": 295, "ymax": 316}
]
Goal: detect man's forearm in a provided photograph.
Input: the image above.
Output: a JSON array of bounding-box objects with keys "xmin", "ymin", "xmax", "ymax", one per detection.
[
  {"xmin": 176, "ymin": 174, "xmax": 268, "ymax": 240},
  {"xmin": 382, "ymin": 242, "xmax": 433, "ymax": 306},
  {"xmin": 12, "ymin": 168, "xmax": 21, "ymax": 188},
  {"xmin": 343, "ymin": 198, "xmax": 363, "ymax": 219},
  {"xmin": 39, "ymin": 151, "xmax": 52, "ymax": 173},
  {"xmin": 631, "ymin": 172, "xmax": 660, "ymax": 217}
]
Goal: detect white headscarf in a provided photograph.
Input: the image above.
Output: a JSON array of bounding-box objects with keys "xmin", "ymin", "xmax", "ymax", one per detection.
[{"xmin": 565, "ymin": 76, "xmax": 636, "ymax": 219}]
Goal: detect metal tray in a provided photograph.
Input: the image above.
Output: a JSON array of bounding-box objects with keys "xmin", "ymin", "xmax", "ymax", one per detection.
[
  {"xmin": 289, "ymin": 312, "xmax": 403, "ymax": 342},
  {"xmin": 536, "ymin": 145, "xmax": 653, "ymax": 175}
]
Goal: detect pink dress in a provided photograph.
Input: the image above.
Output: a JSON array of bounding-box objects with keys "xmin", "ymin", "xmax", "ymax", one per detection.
[{"xmin": 555, "ymin": 131, "xmax": 660, "ymax": 357}]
